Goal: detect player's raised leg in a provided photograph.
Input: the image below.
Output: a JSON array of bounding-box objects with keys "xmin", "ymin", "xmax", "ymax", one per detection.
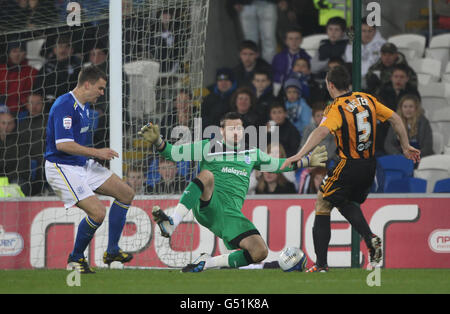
[
  {"xmin": 153, "ymin": 169, "xmax": 214, "ymax": 238},
  {"xmin": 68, "ymin": 195, "xmax": 106, "ymax": 274},
  {"xmin": 94, "ymin": 173, "xmax": 135, "ymax": 265}
]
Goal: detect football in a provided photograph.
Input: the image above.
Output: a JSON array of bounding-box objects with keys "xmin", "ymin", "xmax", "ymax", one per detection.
[{"xmin": 278, "ymin": 247, "xmax": 307, "ymax": 272}]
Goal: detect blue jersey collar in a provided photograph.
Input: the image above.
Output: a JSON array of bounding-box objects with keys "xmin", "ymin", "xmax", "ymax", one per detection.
[{"xmin": 69, "ymin": 91, "xmax": 86, "ymax": 110}]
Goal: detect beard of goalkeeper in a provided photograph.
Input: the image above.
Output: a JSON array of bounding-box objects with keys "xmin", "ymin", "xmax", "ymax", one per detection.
[{"xmin": 220, "ymin": 116, "xmax": 245, "ymax": 148}]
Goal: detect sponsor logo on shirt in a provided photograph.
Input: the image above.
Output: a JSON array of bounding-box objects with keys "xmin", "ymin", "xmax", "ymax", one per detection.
[
  {"xmin": 221, "ymin": 167, "xmax": 248, "ymax": 177},
  {"xmin": 63, "ymin": 116, "xmax": 72, "ymax": 129}
]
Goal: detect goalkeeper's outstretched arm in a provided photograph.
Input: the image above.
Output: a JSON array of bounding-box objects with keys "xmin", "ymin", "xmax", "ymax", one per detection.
[{"xmin": 138, "ymin": 122, "xmax": 207, "ymax": 162}]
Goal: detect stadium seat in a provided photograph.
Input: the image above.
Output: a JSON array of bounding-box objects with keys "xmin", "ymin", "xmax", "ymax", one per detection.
[
  {"xmin": 418, "ymin": 82, "xmax": 450, "ymax": 98},
  {"xmin": 388, "ymin": 34, "xmax": 426, "ymax": 60},
  {"xmin": 377, "ymin": 155, "xmax": 414, "ymax": 175},
  {"xmin": 414, "ymin": 154, "xmax": 450, "ymax": 192},
  {"xmin": 384, "ymin": 177, "xmax": 427, "ymax": 193},
  {"xmin": 30, "ymin": 159, "xmax": 38, "ymax": 181},
  {"xmin": 418, "ymin": 83, "xmax": 450, "ymax": 121},
  {"xmin": 433, "ymin": 131, "xmax": 444, "ymax": 155},
  {"xmin": 425, "ymin": 49, "xmax": 449, "ymax": 77},
  {"xmin": 423, "ymin": 99, "xmax": 450, "ymax": 122},
  {"xmin": 376, "ymin": 155, "xmax": 414, "ymax": 192},
  {"xmin": 425, "ymin": 33, "xmax": 450, "ymax": 75},
  {"xmin": 435, "ymin": 122, "xmax": 450, "ymax": 140},
  {"xmin": 444, "ymin": 146, "xmax": 450, "ymax": 155},
  {"xmin": 443, "ymin": 138, "xmax": 450, "ymax": 155},
  {"xmin": 123, "ymin": 60, "xmax": 160, "ymax": 119},
  {"xmin": 429, "ymin": 33, "xmax": 450, "ymax": 48},
  {"xmin": 26, "ymin": 38, "xmax": 45, "ymax": 58},
  {"xmin": 26, "ymin": 38, "xmax": 46, "ymax": 71},
  {"xmin": 17, "ymin": 111, "xmax": 28, "ymax": 122},
  {"xmin": 300, "ymin": 34, "xmax": 328, "ymax": 58},
  {"xmin": 428, "ymin": 106, "xmax": 450, "ymax": 123},
  {"xmin": 428, "ymin": 107, "xmax": 450, "ymax": 141},
  {"xmin": 370, "ymin": 174, "xmax": 380, "ymax": 193},
  {"xmin": 414, "ymin": 169, "xmax": 449, "ymax": 193},
  {"xmin": 409, "ymin": 58, "xmax": 441, "ymax": 83},
  {"xmin": 417, "ymin": 154, "xmax": 450, "ymax": 171},
  {"xmin": 417, "ymin": 73, "xmax": 432, "ymax": 85},
  {"xmin": 433, "ymin": 178, "xmax": 450, "ymax": 193},
  {"xmin": 442, "ymin": 61, "xmax": 450, "ymax": 83}
]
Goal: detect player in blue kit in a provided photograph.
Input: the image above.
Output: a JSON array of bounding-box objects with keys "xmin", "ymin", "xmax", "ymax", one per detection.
[{"xmin": 45, "ymin": 65, "xmax": 135, "ymax": 273}]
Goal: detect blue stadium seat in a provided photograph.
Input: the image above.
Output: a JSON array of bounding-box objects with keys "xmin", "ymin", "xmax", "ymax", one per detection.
[
  {"xmin": 30, "ymin": 159, "xmax": 38, "ymax": 180},
  {"xmin": 384, "ymin": 177, "xmax": 427, "ymax": 193},
  {"xmin": 17, "ymin": 111, "xmax": 29, "ymax": 122},
  {"xmin": 433, "ymin": 178, "xmax": 450, "ymax": 193},
  {"xmin": 376, "ymin": 155, "xmax": 414, "ymax": 192},
  {"xmin": 370, "ymin": 175, "xmax": 380, "ymax": 193}
]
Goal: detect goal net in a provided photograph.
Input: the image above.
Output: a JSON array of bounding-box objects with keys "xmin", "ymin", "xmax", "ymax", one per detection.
[{"xmin": 0, "ymin": 0, "xmax": 210, "ymax": 270}]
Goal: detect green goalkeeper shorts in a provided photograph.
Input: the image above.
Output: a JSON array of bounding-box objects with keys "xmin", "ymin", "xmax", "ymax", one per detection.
[{"xmin": 192, "ymin": 190, "xmax": 259, "ymax": 250}]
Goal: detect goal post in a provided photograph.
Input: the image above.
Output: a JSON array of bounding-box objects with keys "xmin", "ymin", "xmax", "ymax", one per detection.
[
  {"xmin": 351, "ymin": 0, "xmax": 362, "ymax": 269},
  {"xmin": 109, "ymin": 0, "xmax": 123, "ymax": 179}
]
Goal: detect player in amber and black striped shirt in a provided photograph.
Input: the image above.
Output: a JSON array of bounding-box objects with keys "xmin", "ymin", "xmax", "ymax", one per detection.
[{"xmin": 282, "ymin": 65, "xmax": 420, "ymax": 272}]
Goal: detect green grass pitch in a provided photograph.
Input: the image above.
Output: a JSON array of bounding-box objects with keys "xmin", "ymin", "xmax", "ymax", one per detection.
[{"xmin": 0, "ymin": 268, "xmax": 449, "ymax": 294}]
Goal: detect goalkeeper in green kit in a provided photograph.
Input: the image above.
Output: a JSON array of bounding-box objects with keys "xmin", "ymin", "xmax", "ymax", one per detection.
[{"xmin": 139, "ymin": 112, "xmax": 327, "ymax": 272}]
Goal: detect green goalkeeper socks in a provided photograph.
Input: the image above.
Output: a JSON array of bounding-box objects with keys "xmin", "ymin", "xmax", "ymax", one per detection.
[
  {"xmin": 228, "ymin": 250, "xmax": 253, "ymax": 268},
  {"xmin": 179, "ymin": 178, "xmax": 203, "ymax": 210}
]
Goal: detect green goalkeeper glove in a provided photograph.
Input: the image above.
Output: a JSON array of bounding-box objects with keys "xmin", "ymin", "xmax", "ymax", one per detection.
[
  {"xmin": 299, "ymin": 145, "xmax": 328, "ymax": 168},
  {"xmin": 138, "ymin": 122, "xmax": 163, "ymax": 148}
]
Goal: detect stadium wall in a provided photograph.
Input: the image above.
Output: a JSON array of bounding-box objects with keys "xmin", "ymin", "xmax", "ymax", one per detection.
[{"xmin": 1, "ymin": 195, "xmax": 449, "ymax": 269}]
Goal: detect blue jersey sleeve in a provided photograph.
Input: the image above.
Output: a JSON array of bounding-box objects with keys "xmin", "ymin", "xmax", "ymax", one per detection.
[{"xmin": 53, "ymin": 103, "xmax": 75, "ymax": 144}]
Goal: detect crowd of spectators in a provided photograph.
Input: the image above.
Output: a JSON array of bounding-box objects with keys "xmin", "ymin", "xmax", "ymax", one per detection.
[{"xmin": 0, "ymin": 0, "xmax": 448, "ymax": 197}]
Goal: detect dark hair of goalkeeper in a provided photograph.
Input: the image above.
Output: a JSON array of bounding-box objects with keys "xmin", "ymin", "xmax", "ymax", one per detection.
[{"xmin": 220, "ymin": 112, "xmax": 244, "ymax": 128}]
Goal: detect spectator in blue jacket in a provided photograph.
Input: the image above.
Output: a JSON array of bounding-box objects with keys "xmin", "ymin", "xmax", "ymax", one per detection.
[
  {"xmin": 282, "ymin": 78, "xmax": 312, "ymax": 136},
  {"xmin": 271, "ymin": 26, "xmax": 311, "ymax": 95}
]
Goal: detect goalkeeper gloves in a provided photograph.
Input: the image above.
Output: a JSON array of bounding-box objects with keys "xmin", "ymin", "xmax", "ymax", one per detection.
[
  {"xmin": 299, "ymin": 145, "xmax": 327, "ymax": 168},
  {"xmin": 138, "ymin": 122, "xmax": 164, "ymax": 148}
]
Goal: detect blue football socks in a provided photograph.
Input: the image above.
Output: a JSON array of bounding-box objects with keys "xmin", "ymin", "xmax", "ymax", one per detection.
[
  {"xmin": 71, "ymin": 216, "xmax": 102, "ymax": 260},
  {"xmin": 107, "ymin": 200, "xmax": 130, "ymax": 255}
]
